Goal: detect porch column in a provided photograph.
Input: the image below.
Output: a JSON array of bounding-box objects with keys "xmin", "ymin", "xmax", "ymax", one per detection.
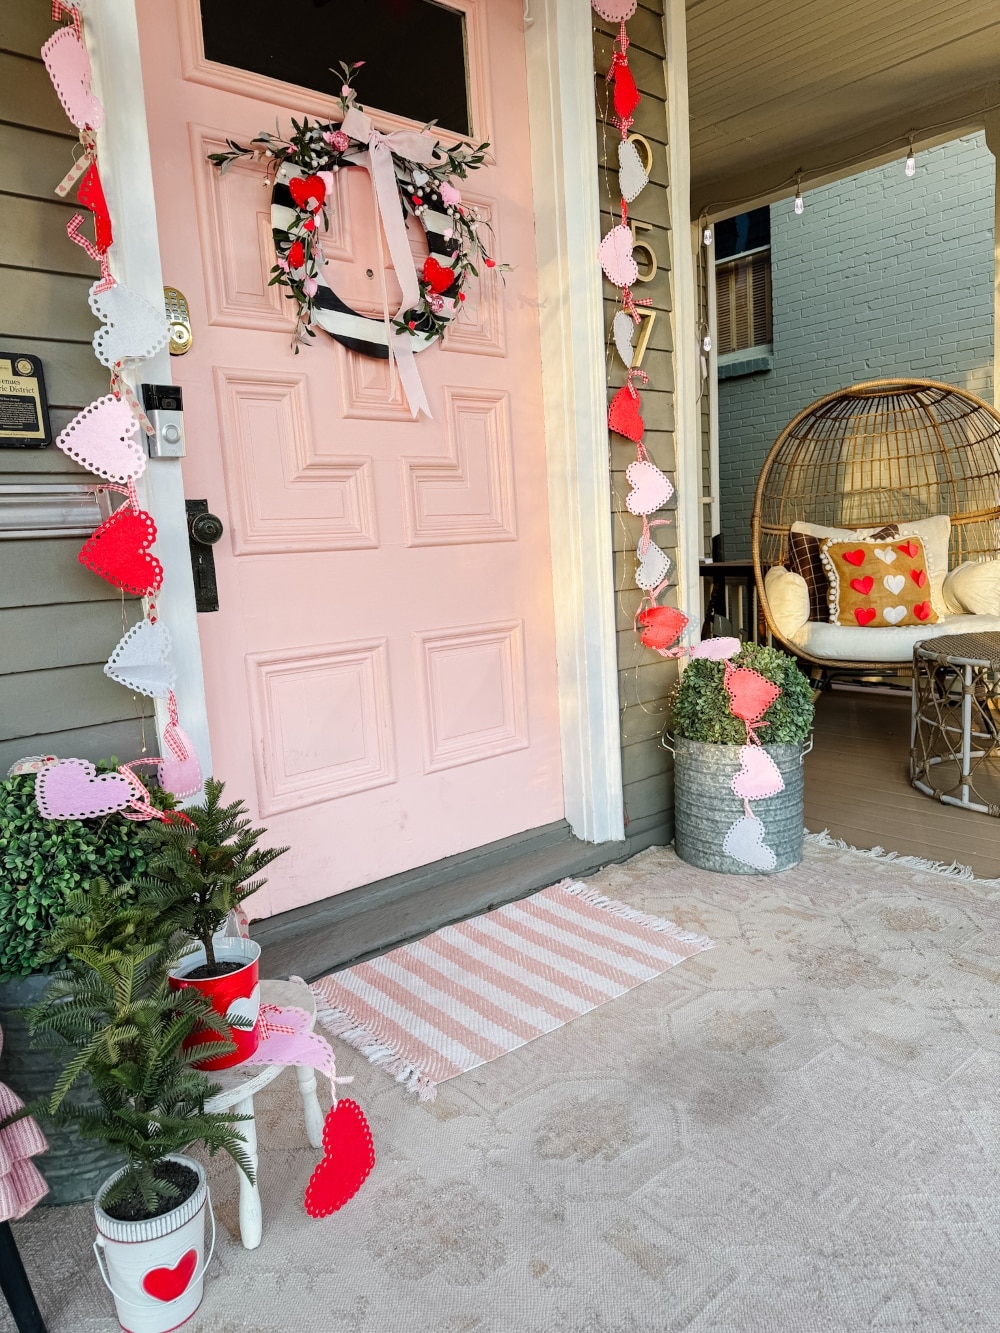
[
  {"xmin": 985, "ymin": 105, "xmax": 1000, "ymax": 412},
  {"xmin": 84, "ymin": 0, "xmax": 214, "ymax": 783},
  {"xmin": 663, "ymin": 0, "xmax": 703, "ymax": 630},
  {"xmin": 524, "ymin": 0, "xmax": 626, "ymax": 844}
]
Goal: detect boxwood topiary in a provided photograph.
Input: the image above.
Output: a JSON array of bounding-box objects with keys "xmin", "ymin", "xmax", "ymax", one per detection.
[
  {"xmin": 0, "ymin": 770, "xmax": 173, "ymax": 980},
  {"xmin": 670, "ymin": 643, "xmax": 814, "ymax": 746}
]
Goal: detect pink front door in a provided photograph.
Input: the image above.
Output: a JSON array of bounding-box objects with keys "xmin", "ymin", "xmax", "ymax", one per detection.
[{"xmin": 136, "ymin": 0, "xmax": 564, "ymax": 917}]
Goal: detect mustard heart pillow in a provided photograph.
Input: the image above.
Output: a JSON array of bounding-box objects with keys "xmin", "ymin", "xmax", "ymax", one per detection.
[{"xmin": 820, "ymin": 537, "xmax": 939, "ymax": 627}]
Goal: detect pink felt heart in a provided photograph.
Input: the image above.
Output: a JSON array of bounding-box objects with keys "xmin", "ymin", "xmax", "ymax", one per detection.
[
  {"xmin": 56, "ymin": 395, "xmax": 145, "ymax": 484},
  {"xmin": 724, "ymin": 666, "xmax": 780, "ymax": 725},
  {"xmin": 41, "ymin": 27, "xmax": 104, "ymax": 130},
  {"xmin": 690, "ymin": 637, "xmax": 741, "ymax": 661},
  {"xmin": 591, "ymin": 0, "xmax": 638, "ymax": 21},
  {"xmin": 723, "ymin": 813, "xmax": 776, "ymax": 871},
  {"xmin": 731, "ymin": 744, "xmax": 785, "ymax": 800},
  {"xmin": 35, "ymin": 759, "xmax": 133, "ymax": 821},
  {"xmin": 625, "ymin": 459, "xmax": 673, "ymax": 516},
  {"xmin": 305, "ymin": 1100, "xmax": 375, "ymax": 1218},
  {"xmin": 599, "ymin": 225, "xmax": 638, "ymax": 288},
  {"xmin": 158, "ymin": 721, "xmax": 202, "ymax": 798}
]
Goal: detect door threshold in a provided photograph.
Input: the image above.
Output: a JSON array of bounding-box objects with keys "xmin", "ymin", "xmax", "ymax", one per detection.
[{"xmin": 255, "ymin": 817, "xmax": 669, "ymax": 980}]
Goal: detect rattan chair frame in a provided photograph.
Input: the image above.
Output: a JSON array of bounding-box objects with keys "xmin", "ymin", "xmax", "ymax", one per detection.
[{"xmin": 751, "ymin": 378, "xmax": 1000, "ymax": 670}]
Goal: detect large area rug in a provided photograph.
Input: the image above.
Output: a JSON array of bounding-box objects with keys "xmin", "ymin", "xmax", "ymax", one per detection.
[
  {"xmin": 7, "ymin": 836, "xmax": 1000, "ymax": 1332},
  {"xmin": 313, "ymin": 880, "xmax": 714, "ymax": 1099}
]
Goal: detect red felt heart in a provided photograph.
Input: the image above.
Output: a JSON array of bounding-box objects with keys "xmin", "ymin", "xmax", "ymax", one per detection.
[
  {"xmin": 850, "ymin": 576, "xmax": 874, "ymax": 595},
  {"xmin": 636, "ymin": 605, "xmax": 688, "ymax": 652},
  {"xmin": 77, "ymin": 161, "xmax": 113, "ymax": 253},
  {"xmin": 422, "ymin": 256, "xmax": 456, "ymax": 295},
  {"xmin": 842, "ymin": 549, "xmax": 866, "ymax": 567},
  {"xmin": 724, "ymin": 666, "xmax": 780, "ymax": 725},
  {"xmin": 288, "ymin": 174, "xmax": 326, "ymax": 212},
  {"xmin": 79, "ymin": 504, "xmax": 163, "ymax": 596},
  {"xmin": 855, "ymin": 607, "xmax": 877, "ymax": 626},
  {"xmin": 608, "ymin": 384, "xmax": 644, "ymax": 443},
  {"xmin": 611, "ymin": 54, "xmax": 641, "ymax": 121},
  {"xmin": 141, "ymin": 1248, "xmax": 197, "ymax": 1302},
  {"xmin": 304, "ymin": 1099, "xmax": 375, "ymax": 1218},
  {"xmin": 910, "ymin": 568, "xmax": 927, "ymax": 587},
  {"xmin": 897, "ymin": 540, "xmax": 919, "ymax": 558},
  {"xmin": 913, "ymin": 601, "xmax": 932, "ymax": 621}
]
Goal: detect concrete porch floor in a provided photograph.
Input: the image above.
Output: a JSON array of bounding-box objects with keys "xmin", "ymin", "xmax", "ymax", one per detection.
[
  {"xmin": 5, "ymin": 834, "xmax": 1000, "ymax": 1332},
  {"xmin": 804, "ymin": 687, "xmax": 1000, "ymax": 879}
]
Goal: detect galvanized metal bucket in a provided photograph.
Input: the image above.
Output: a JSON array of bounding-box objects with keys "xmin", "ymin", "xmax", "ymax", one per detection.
[{"xmin": 667, "ymin": 735, "xmax": 810, "ymax": 875}]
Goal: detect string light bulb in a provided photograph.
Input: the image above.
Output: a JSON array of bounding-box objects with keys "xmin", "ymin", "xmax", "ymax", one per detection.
[
  {"xmin": 702, "ymin": 333, "xmax": 712, "ymax": 353},
  {"xmin": 702, "ymin": 223, "xmax": 713, "ymax": 246},
  {"xmin": 905, "ymin": 138, "xmax": 916, "ymax": 177},
  {"xmin": 794, "ymin": 175, "xmax": 804, "ymax": 215}
]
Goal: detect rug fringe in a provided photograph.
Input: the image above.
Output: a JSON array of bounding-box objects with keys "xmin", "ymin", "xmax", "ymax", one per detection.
[
  {"xmin": 558, "ymin": 879, "xmax": 715, "ymax": 950},
  {"xmin": 311, "ymin": 986, "xmax": 438, "ymax": 1101},
  {"xmin": 805, "ymin": 828, "xmax": 1000, "ymax": 888}
]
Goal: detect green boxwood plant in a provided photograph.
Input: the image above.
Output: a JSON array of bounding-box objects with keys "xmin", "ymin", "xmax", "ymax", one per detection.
[
  {"xmin": 0, "ymin": 770, "xmax": 172, "ymax": 980},
  {"xmin": 670, "ymin": 643, "xmax": 814, "ymax": 746}
]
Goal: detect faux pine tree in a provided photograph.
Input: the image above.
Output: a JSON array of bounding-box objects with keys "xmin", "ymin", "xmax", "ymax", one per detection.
[
  {"xmin": 28, "ymin": 878, "xmax": 253, "ymax": 1216},
  {"xmin": 135, "ymin": 779, "xmax": 288, "ymax": 975}
]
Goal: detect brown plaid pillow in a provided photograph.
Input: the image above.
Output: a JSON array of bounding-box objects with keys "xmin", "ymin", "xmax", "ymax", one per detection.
[{"xmin": 789, "ymin": 525, "xmax": 899, "ymax": 621}]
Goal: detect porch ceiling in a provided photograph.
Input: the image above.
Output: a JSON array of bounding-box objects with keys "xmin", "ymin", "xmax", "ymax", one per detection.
[{"xmin": 688, "ymin": 0, "xmax": 1000, "ymax": 217}]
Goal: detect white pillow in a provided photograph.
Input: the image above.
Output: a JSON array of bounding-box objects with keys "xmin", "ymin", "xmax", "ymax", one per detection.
[
  {"xmin": 943, "ymin": 560, "xmax": 1000, "ymax": 616},
  {"xmin": 765, "ymin": 566, "xmax": 810, "ymax": 638}
]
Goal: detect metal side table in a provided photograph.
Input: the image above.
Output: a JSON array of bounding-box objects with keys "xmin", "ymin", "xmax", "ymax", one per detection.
[{"xmin": 911, "ymin": 633, "xmax": 1000, "ymax": 814}]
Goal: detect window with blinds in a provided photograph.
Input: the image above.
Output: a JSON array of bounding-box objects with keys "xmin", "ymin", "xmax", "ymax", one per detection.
[{"xmin": 716, "ymin": 250, "xmax": 772, "ymax": 355}]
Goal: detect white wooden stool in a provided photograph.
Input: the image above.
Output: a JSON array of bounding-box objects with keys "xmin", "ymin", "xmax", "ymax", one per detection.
[{"xmin": 204, "ymin": 978, "xmax": 325, "ymax": 1249}]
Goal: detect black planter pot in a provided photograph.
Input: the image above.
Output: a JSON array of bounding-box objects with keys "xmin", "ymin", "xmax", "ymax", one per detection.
[{"xmin": 0, "ymin": 973, "xmax": 122, "ymax": 1206}]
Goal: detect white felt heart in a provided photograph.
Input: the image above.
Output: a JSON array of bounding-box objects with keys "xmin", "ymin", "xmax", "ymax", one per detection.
[
  {"xmin": 591, "ymin": 0, "xmax": 638, "ymax": 19},
  {"xmin": 104, "ymin": 620, "xmax": 175, "ymax": 699},
  {"xmin": 625, "ymin": 459, "xmax": 673, "ymax": 516},
  {"xmin": 225, "ymin": 984, "xmax": 261, "ymax": 1031},
  {"xmin": 599, "ymin": 225, "xmax": 638, "ymax": 288},
  {"xmin": 613, "ymin": 310, "xmax": 635, "ymax": 368},
  {"xmin": 883, "ymin": 574, "xmax": 905, "ymax": 595},
  {"xmin": 90, "ymin": 281, "xmax": 170, "ymax": 368},
  {"xmin": 618, "ymin": 137, "xmax": 649, "ymax": 204},
  {"xmin": 883, "ymin": 606, "xmax": 907, "ymax": 625},
  {"xmin": 873, "ymin": 547, "xmax": 897, "ymax": 564},
  {"xmin": 723, "ymin": 813, "xmax": 776, "ymax": 871},
  {"xmin": 56, "ymin": 394, "xmax": 146, "ymax": 483},
  {"xmin": 159, "ymin": 721, "xmax": 202, "ymax": 799},
  {"xmin": 635, "ymin": 537, "xmax": 670, "ymax": 591}
]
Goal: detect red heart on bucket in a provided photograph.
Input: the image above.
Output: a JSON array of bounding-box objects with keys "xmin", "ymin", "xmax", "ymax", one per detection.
[
  {"xmin": 842, "ymin": 549, "xmax": 866, "ymax": 567},
  {"xmin": 422, "ymin": 256, "xmax": 456, "ymax": 295},
  {"xmin": 288, "ymin": 174, "xmax": 326, "ymax": 211},
  {"xmin": 142, "ymin": 1248, "xmax": 198, "ymax": 1302},
  {"xmin": 78, "ymin": 504, "xmax": 163, "ymax": 595},
  {"xmin": 304, "ymin": 1099, "xmax": 375, "ymax": 1218},
  {"xmin": 608, "ymin": 384, "xmax": 644, "ymax": 443}
]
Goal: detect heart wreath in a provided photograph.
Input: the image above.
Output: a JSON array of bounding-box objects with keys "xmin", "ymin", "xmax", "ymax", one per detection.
[{"xmin": 209, "ymin": 62, "xmax": 508, "ymax": 394}]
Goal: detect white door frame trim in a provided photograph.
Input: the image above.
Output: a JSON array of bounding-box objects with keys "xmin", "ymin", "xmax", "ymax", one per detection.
[{"xmin": 86, "ymin": 0, "xmax": 625, "ymax": 845}]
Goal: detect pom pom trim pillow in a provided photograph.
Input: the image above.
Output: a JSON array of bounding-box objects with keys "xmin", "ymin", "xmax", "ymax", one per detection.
[{"xmin": 820, "ymin": 536, "xmax": 940, "ymax": 628}]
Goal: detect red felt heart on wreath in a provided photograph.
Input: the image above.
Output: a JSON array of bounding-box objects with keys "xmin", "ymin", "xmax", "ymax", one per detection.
[
  {"xmin": 608, "ymin": 384, "xmax": 644, "ymax": 443},
  {"xmin": 855, "ymin": 607, "xmax": 877, "ymax": 626},
  {"xmin": 79, "ymin": 504, "xmax": 163, "ymax": 595},
  {"xmin": 141, "ymin": 1248, "xmax": 197, "ymax": 1303},
  {"xmin": 849, "ymin": 576, "xmax": 874, "ymax": 595},
  {"xmin": 842, "ymin": 549, "xmax": 866, "ymax": 567},
  {"xmin": 304, "ymin": 1099, "xmax": 375, "ymax": 1219},
  {"xmin": 636, "ymin": 605, "xmax": 688, "ymax": 652},
  {"xmin": 422, "ymin": 256, "xmax": 456, "ymax": 295},
  {"xmin": 896, "ymin": 540, "xmax": 919, "ymax": 558},
  {"xmin": 288, "ymin": 174, "xmax": 326, "ymax": 212},
  {"xmin": 910, "ymin": 568, "xmax": 927, "ymax": 587},
  {"xmin": 913, "ymin": 601, "xmax": 932, "ymax": 621}
]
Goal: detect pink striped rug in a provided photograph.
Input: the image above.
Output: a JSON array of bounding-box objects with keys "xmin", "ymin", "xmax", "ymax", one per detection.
[{"xmin": 312, "ymin": 878, "xmax": 713, "ymax": 1099}]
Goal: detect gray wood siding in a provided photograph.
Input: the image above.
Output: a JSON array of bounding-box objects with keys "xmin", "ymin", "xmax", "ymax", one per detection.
[
  {"xmin": 594, "ymin": 2, "xmax": 677, "ymax": 847},
  {"xmin": 0, "ymin": 2, "xmax": 152, "ymax": 770}
]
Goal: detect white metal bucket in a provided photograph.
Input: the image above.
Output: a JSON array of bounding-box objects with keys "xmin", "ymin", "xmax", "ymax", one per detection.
[{"xmin": 93, "ymin": 1155, "xmax": 214, "ymax": 1333}]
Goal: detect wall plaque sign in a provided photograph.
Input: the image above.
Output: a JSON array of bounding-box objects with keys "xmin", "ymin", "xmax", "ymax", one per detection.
[{"xmin": 0, "ymin": 353, "xmax": 51, "ymax": 448}]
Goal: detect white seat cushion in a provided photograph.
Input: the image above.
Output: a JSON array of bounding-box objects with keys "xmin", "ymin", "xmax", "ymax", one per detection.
[{"xmin": 786, "ymin": 612, "xmax": 1000, "ymax": 662}]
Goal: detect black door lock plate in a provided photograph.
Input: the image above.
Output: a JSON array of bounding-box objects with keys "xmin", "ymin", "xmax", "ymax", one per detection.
[{"xmin": 185, "ymin": 499, "xmax": 223, "ymax": 612}]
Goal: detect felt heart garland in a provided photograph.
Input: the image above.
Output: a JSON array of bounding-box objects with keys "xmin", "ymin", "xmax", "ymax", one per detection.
[
  {"xmin": 104, "ymin": 618, "xmax": 176, "ymax": 699},
  {"xmin": 720, "ymin": 657, "xmax": 785, "ymax": 871},
  {"xmin": 79, "ymin": 502, "xmax": 164, "ymax": 596},
  {"xmin": 304, "ymin": 1099, "xmax": 375, "ymax": 1218},
  {"xmin": 56, "ymin": 394, "xmax": 145, "ymax": 483}
]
